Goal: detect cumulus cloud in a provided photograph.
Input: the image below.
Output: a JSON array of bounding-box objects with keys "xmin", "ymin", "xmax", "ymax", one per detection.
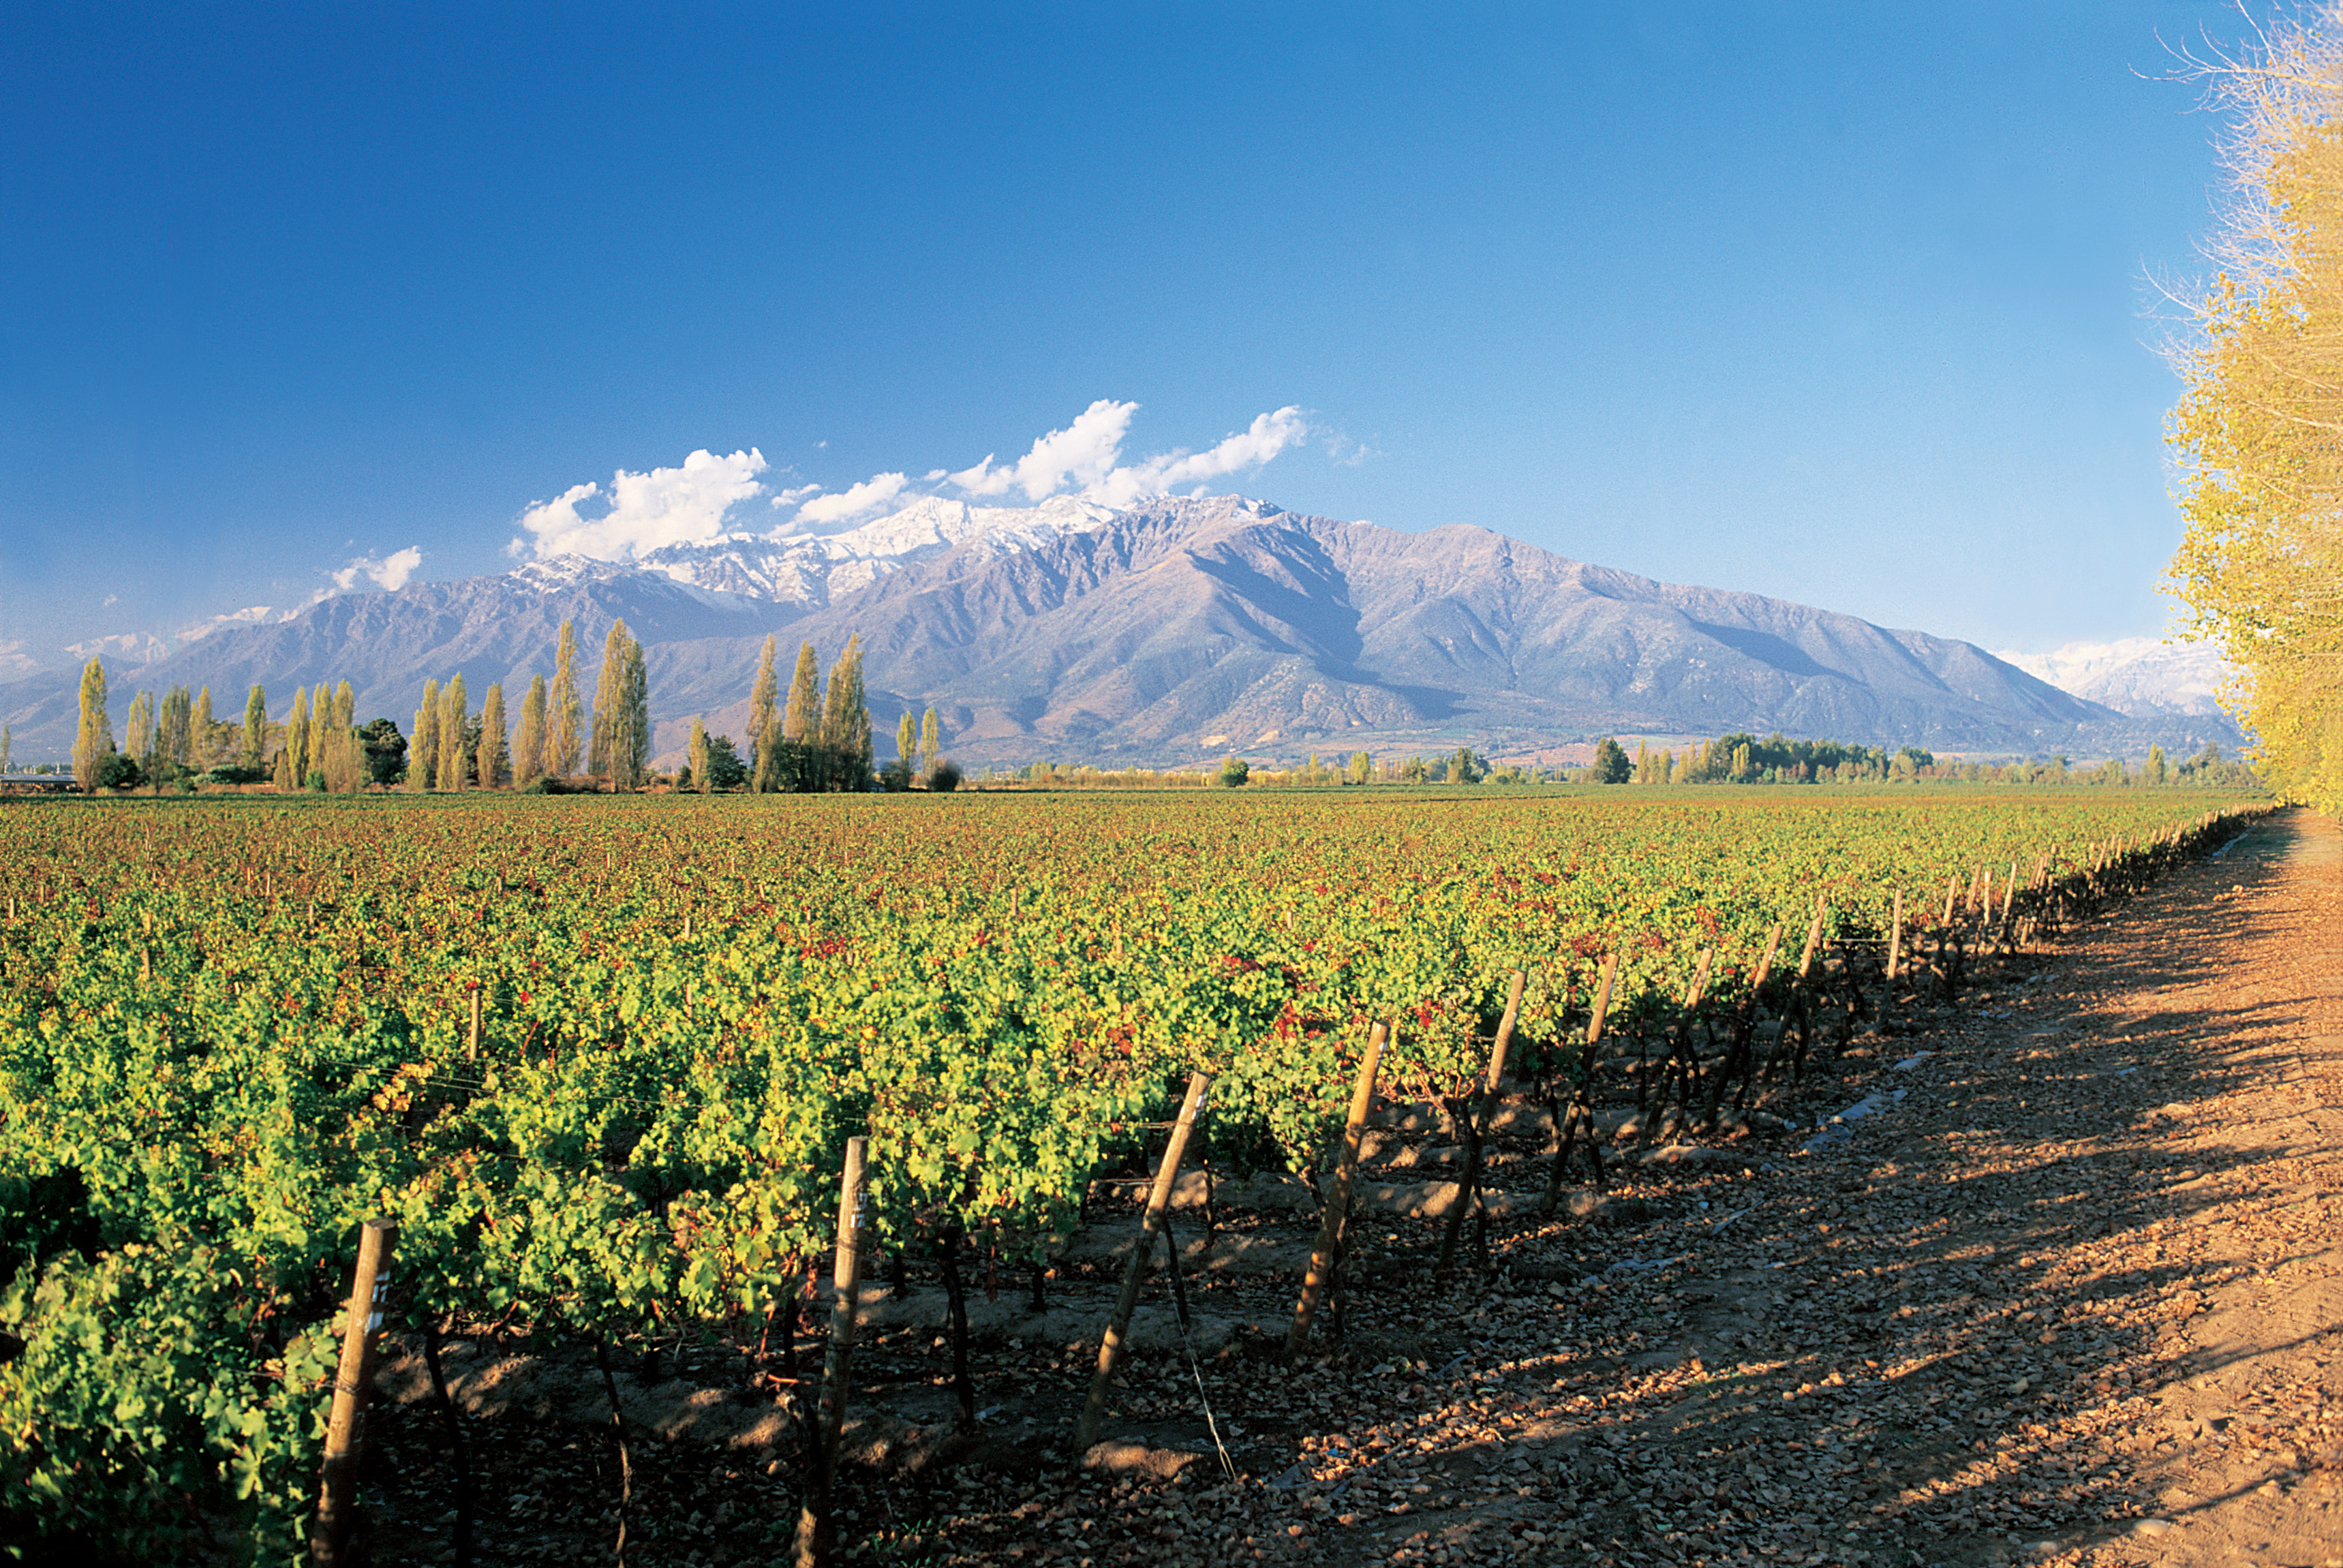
[
  {"xmin": 795, "ymin": 472, "xmax": 910, "ymax": 526},
  {"xmin": 767, "ymin": 482, "xmax": 823, "ymax": 510},
  {"xmin": 329, "ymin": 545, "xmax": 424, "ymax": 594},
  {"xmin": 943, "ymin": 402, "xmax": 1307, "ymax": 508},
  {"xmin": 1088, "ymin": 407, "xmax": 1309, "ymax": 506},
  {"xmin": 512, "ymin": 448, "xmax": 768, "ymax": 560},
  {"xmin": 950, "ymin": 400, "xmax": 1139, "ymax": 501}
]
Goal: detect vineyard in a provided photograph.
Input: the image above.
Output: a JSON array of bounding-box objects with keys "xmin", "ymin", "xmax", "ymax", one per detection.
[{"xmin": 0, "ymin": 786, "xmax": 2268, "ymax": 1565}]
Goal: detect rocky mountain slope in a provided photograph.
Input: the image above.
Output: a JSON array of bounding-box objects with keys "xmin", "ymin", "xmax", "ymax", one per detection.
[{"xmin": 1, "ymin": 495, "xmax": 2206, "ymax": 765}]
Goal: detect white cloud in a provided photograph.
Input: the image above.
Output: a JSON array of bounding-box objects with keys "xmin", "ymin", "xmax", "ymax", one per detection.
[
  {"xmin": 0, "ymin": 639, "xmax": 40, "ymax": 682},
  {"xmin": 329, "ymin": 545, "xmax": 424, "ymax": 594},
  {"xmin": 796, "ymin": 472, "xmax": 910, "ymax": 525},
  {"xmin": 512, "ymin": 448, "xmax": 768, "ymax": 560},
  {"xmin": 947, "ymin": 401, "xmax": 1308, "ymax": 508},
  {"xmin": 951, "ymin": 399, "xmax": 1139, "ymax": 501},
  {"xmin": 1087, "ymin": 407, "xmax": 1309, "ymax": 507},
  {"xmin": 767, "ymin": 482, "xmax": 823, "ymax": 510}
]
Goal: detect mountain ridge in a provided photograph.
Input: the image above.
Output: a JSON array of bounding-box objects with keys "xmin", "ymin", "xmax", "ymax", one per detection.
[{"xmin": 0, "ymin": 496, "xmax": 2240, "ymax": 765}]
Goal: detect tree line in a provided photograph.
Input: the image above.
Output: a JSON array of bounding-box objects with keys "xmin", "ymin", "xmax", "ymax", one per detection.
[
  {"xmin": 69, "ymin": 662, "xmax": 402, "ymax": 793},
  {"xmin": 701, "ymin": 631, "xmax": 955, "ymax": 793},
  {"xmin": 61, "ymin": 619, "xmax": 949, "ymax": 796}
]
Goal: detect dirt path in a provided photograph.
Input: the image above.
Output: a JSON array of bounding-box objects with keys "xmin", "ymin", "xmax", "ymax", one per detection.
[
  {"xmin": 1270, "ymin": 805, "xmax": 2343, "ymax": 1568},
  {"xmin": 2102, "ymin": 810, "xmax": 2343, "ymax": 1565}
]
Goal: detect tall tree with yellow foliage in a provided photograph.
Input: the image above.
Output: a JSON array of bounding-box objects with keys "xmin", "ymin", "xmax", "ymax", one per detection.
[{"xmin": 2168, "ymin": 10, "xmax": 2343, "ymax": 807}]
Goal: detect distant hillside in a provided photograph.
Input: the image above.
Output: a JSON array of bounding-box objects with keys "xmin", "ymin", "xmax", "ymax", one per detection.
[{"xmin": 2, "ymin": 495, "xmax": 2185, "ymax": 765}]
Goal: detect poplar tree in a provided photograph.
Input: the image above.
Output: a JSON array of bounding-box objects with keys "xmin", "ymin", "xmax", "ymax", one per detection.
[
  {"xmin": 2168, "ymin": 12, "xmax": 2343, "ymax": 805},
  {"xmin": 413, "ymin": 679, "xmax": 441, "ymax": 790},
  {"xmin": 919, "ymin": 707, "xmax": 940, "ymax": 774},
  {"xmin": 589, "ymin": 620, "xmax": 649, "ymax": 788},
  {"xmin": 619, "ymin": 636, "xmax": 651, "ymax": 789},
  {"xmin": 898, "ymin": 711, "xmax": 917, "ymax": 768},
  {"xmin": 439, "ymin": 673, "xmax": 469, "ymax": 790},
  {"xmin": 515, "ymin": 674, "xmax": 548, "ymax": 787},
  {"xmin": 309, "ymin": 686, "xmax": 331, "ymax": 781},
  {"xmin": 783, "ymin": 641, "xmax": 821, "ymax": 742},
  {"xmin": 320, "ymin": 716, "xmax": 365, "ymax": 793},
  {"xmin": 123, "ymin": 691, "xmax": 155, "ymax": 783},
  {"xmin": 754, "ymin": 714, "xmax": 786, "ymax": 794},
  {"xmin": 821, "ymin": 634, "xmax": 873, "ymax": 790},
  {"xmin": 132, "ymin": 689, "xmax": 164, "ymax": 778},
  {"xmin": 73, "ymin": 660, "xmax": 113, "ymax": 792},
  {"xmin": 286, "ymin": 688, "xmax": 310, "ymax": 786},
  {"xmin": 689, "ymin": 718, "xmax": 711, "ymax": 793},
  {"xmin": 590, "ymin": 622, "xmax": 624, "ymax": 782},
  {"xmin": 748, "ymin": 634, "xmax": 778, "ymax": 780},
  {"xmin": 242, "ymin": 685, "xmax": 266, "ymax": 771},
  {"xmin": 309, "ymin": 683, "xmax": 331, "ymax": 781},
  {"xmin": 548, "ymin": 619, "xmax": 583, "ymax": 779},
  {"xmin": 0, "ymin": 726, "xmax": 10, "ymax": 776},
  {"xmin": 478, "ymin": 682, "xmax": 509, "ymax": 790},
  {"xmin": 191, "ymin": 686, "xmax": 215, "ymax": 771},
  {"xmin": 333, "ymin": 681, "xmax": 354, "ymax": 731},
  {"xmin": 272, "ymin": 741, "xmax": 296, "ymax": 791},
  {"xmin": 155, "ymin": 686, "xmax": 192, "ymax": 775}
]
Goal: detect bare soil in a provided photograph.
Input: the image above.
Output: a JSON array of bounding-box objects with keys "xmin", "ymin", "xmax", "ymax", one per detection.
[{"xmin": 355, "ymin": 805, "xmax": 2342, "ymax": 1568}]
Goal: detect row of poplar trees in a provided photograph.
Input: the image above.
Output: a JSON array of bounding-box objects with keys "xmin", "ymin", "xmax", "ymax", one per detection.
[
  {"xmin": 70, "ymin": 659, "xmax": 374, "ymax": 792},
  {"xmin": 2168, "ymin": 12, "xmax": 2343, "ymax": 810},
  {"xmin": 410, "ymin": 619, "xmax": 650, "ymax": 790},
  {"xmin": 710, "ymin": 632, "xmax": 876, "ymax": 793}
]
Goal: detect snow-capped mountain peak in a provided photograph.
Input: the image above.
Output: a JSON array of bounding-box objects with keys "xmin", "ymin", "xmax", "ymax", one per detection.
[
  {"xmin": 631, "ymin": 492, "xmax": 1122, "ymax": 606},
  {"xmin": 1991, "ymin": 637, "xmax": 2233, "ymax": 718}
]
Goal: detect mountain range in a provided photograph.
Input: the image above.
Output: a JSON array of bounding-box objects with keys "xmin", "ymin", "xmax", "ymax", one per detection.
[{"xmin": 0, "ymin": 496, "xmax": 2245, "ymax": 766}]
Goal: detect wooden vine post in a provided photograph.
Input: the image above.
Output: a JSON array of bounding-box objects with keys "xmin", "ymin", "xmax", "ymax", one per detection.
[
  {"xmin": 1075, "ymin": 1072, "xmax": 1210, "ymax": 1452},
  {"xmin": 1884, "ymin": 890, "xmax": 1904, "ymax": 983},
  {"xmin": 1642, "ymin": 949, "xmax": 1715, "ymax": 1146},
  {"xmin": 1791, "ymin": 901, "xmax": 1831, "ymax": 1083},
  {"xmin": 1435, "ymin": 969, "xmax": 1526, "ymax": 1276},
  {"xmin": 1287, "ymin": 1021, "xmax": 1388, "ymax": 1357},
  {"xmin": 1542, "ymin": 953, "xmax": 1619, "ymax": 1212},
  {"xmin": 313, "ymin": 1218, "xmax": 397, "ymax": 1568},
  {"xmin": 1706, "ymin": 921, "xmax": 1783, "ymax": 1126},
  {"xmin": 793, "ymin": 1137, "xmax": 870, "ymax": 1568}
]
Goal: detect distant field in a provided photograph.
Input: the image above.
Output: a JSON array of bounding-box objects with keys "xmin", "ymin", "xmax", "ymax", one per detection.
[{"xmin": 0, "ymin": 786, "xmax": 2263, "ymax": 1555}]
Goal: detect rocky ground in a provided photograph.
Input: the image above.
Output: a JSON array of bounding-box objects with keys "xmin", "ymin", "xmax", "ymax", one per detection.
[{"xmin": 358, "ymin": 807, "xmax": 2342, "ymax": 1568}]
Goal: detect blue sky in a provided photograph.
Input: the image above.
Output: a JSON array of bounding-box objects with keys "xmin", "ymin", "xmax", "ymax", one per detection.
[{"xmin": 0, "ymin": 1, "xmax": 2258, "ymax": 679}]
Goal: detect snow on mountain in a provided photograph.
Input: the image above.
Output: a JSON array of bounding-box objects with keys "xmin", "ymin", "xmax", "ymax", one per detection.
[
  {"xmin": 1991, "ymin": 638, "xmax": 2233, "ymax": 718},
  {"xmin": 61, "ymin": 630, "xmax": 169, "ymax": 665},
  {"xmin": 508, "ymin": 553, "xmax": 761, "ymax": 614},
  {"xmin": 177, "ymin": 605, "xmax": 301, "ymax": 644},
  {"xmin": 631, "ymin": 493, "xmax": 1123, "ymax": 605}
]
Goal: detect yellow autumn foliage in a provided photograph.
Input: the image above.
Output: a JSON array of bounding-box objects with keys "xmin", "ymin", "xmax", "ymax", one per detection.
[{"xmin": 2169, "ymin": 9, "xmax": 2343, "ymax": 808}]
